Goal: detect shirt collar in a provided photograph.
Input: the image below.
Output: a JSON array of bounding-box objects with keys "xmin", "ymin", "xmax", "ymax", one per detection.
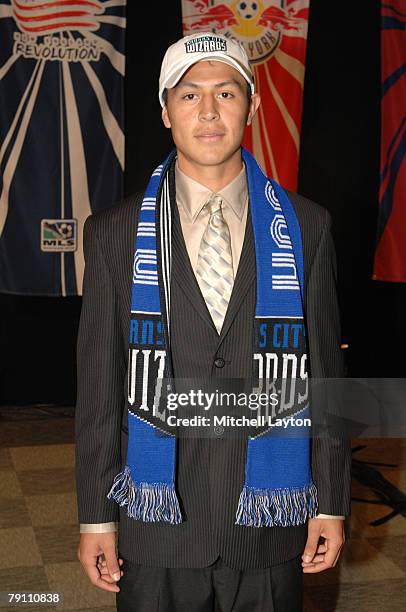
[{"xmin": 175, "ymin": 159, "xmax": 248, "ymax": 223}]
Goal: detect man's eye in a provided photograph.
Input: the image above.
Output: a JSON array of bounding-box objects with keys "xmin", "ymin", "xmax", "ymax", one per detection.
[
  {"xmin": 219, "ymin": 92, "xmax": 234, "ymax": 99},
  {"xmin": 182, "ymin": 93, "xmax": 197, "ymax": 101}
]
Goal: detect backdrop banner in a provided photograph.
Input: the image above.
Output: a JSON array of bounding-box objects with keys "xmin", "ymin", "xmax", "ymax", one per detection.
[
  {"xmin": 373, "ymin": 1, "xmax": 406, "ymax": 282},
  {"xmin": 181, "ymin": 0, "xmax": 310, "ymax": 190},
  {"xmin": 0, "ymin": 0, "xmax": 126, "ymax": 296}
]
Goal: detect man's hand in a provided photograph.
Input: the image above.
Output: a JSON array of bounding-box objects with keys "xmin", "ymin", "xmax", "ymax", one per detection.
[
  {"xmin": 78, "ymin": 532, "xmax": 124, "ymax": 592},
  {"xmin": 302, "ymin": 518, "xmax": 345, "ymax": 573}
]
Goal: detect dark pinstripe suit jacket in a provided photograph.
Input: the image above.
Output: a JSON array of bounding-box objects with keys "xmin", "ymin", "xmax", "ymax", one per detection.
[{"xmin": 75, "ymin": 162, "xmax": 352, "ymax": 570}]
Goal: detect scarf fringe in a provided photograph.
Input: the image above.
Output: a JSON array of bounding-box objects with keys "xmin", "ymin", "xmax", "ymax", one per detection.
[
  {"xmin": 235, "ymin": 482, "xmax": 318, "ymax": 527},
  {"xmin": 107, "ymin": 466, "xmax": 183, "ymax": 524}
]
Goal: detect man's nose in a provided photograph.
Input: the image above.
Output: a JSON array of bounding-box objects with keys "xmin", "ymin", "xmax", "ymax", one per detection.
[{"xmin": 198, "ymin": 96, "xmax": 219, "ymax": 121}]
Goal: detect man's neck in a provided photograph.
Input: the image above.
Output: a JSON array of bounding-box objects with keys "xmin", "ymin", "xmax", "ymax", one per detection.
[{"xmin": 176, "ymin": 150, "xmax": 244, "ymax": 192}]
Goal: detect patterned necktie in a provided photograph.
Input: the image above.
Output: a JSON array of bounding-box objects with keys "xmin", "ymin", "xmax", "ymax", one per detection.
[{"xmin": 196, "ymin": 195, "xmax": 234, "ymax": 334}]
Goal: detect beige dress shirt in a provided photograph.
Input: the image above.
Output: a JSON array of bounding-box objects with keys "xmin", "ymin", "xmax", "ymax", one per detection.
[
  {"xmin": 175, "ymin": 161, "xmax": 248, "ymax": 275},
  {"xmin": 80, "ymin": 161, "xmax": 344, "ymax": 533}
]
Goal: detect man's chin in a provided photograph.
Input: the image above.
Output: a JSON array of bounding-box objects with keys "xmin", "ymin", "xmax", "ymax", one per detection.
[
  {"xmin": 176, "ymin": 141, "xmax": 242, "ymax": 169},
  {"xmin": 189, "ymin": 146, "xmax": 233, "ymax": 167}
]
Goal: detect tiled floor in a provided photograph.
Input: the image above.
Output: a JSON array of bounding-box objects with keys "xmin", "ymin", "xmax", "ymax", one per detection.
[{"xmin": 0, "ymin": 410, "xmax": 405, "ymax": 611}]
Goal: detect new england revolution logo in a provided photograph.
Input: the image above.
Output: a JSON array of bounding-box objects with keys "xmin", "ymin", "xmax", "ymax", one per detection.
[
  {"xmin": 182, "ymin": 0, "xmax": 308, "ymax": 64},
  {"xmin": 8, "ymin": 0, "xmax": 108, "ymax": 63}
]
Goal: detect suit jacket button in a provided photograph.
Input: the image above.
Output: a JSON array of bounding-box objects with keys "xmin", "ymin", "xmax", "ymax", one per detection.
[{"xmin": 214, "ymin": 358, "xmax": 225, "ymax": 368}]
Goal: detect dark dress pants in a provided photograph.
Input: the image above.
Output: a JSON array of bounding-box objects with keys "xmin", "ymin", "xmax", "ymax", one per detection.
[{"xmin": 116, "ymin": 554, "xmax": 303, "ymax": 612}]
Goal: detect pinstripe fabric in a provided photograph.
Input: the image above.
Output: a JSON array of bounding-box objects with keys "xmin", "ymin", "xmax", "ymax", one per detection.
[{"xmin": 75, "ymin": 162, "xmax": 352, "ymax": 569}]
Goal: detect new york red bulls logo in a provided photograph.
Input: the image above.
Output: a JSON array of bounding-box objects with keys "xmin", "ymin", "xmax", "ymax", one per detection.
[{"xmin": 182, "ymin": 0, "xmax": 308, "ymax": 63}]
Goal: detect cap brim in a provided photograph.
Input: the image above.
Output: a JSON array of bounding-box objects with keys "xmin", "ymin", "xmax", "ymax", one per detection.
[{"xmin": 160, "ymin": 55, "xmax": 254, "ymax": 107}]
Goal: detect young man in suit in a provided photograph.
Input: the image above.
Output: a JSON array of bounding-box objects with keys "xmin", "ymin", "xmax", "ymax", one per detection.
[{"xmin": 75, "ymin": 32, "xmax": 351, "ymax": 611}]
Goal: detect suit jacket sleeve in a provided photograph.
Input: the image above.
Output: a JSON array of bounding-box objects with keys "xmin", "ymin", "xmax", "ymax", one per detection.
[
  {"xmin": 75, "ymin": 214, "xmax": 125, "ymax": 523},
  {"xmin": 307, "ymin": 209, "xmax": 352, "ymax": 517}
]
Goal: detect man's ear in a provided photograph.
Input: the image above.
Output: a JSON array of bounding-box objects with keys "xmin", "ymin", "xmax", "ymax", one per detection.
[
  {"xmin": 246, "ymin": 93, "xmax": 261, "ymax": 126},
  {"xmin": 162, "ymin": 105, "xmax": 171, "ymax": 129}
]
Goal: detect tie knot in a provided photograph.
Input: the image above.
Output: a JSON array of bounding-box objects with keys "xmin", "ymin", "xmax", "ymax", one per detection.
[{"xmin": 206, "ymin": 195, "xmax": 223, "ymax": 216}]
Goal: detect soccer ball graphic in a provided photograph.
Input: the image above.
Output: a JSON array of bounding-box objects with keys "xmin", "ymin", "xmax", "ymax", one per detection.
[
  {"xmin": 237, "ymin": 1, "xmax": 259, "ymax": 20},
  {"xmin": 59, "ymin": 223, "xmax": 73, "ymax": 239}
]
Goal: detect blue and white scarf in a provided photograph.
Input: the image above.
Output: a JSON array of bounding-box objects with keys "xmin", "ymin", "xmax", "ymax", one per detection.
[{"xmin": 108, "ymin": 147, "xmax": 319, "ymax": 527}]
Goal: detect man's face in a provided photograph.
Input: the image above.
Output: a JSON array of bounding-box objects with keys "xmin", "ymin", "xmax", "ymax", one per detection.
[{"xmin": 161, "ymin": 60, "xmax": 260, "ymax": 169}]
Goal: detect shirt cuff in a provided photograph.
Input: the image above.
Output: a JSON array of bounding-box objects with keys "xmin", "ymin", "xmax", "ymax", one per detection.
[
  {"xmin": 314, "ymin": 513, "xmax": 345, "ymax": 519},
  {"xmin": 80, "ymin": 522, "xmax": 118, "ymax": 533}
]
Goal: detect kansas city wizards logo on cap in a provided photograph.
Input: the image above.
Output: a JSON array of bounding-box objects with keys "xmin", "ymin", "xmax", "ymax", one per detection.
[{"xmin": 185, "ymin": 35, "xmax": 227, "ymax": 54}]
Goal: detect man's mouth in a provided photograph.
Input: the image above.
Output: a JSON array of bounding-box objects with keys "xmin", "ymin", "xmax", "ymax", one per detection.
[{"xmin": 195, "ymin": 132, "xmax": 225, "ymax": 141}]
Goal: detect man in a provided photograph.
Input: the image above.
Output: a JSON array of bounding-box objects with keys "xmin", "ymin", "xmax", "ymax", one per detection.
[{"xmin": 75, "ymin": 32, "xmax": 352, "ymax": 611}]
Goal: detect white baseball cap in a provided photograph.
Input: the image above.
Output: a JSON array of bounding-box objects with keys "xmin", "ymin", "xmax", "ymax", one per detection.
[{"xmin": 159, "ymin": 32, "xmax": 255, "ymax": 107}]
